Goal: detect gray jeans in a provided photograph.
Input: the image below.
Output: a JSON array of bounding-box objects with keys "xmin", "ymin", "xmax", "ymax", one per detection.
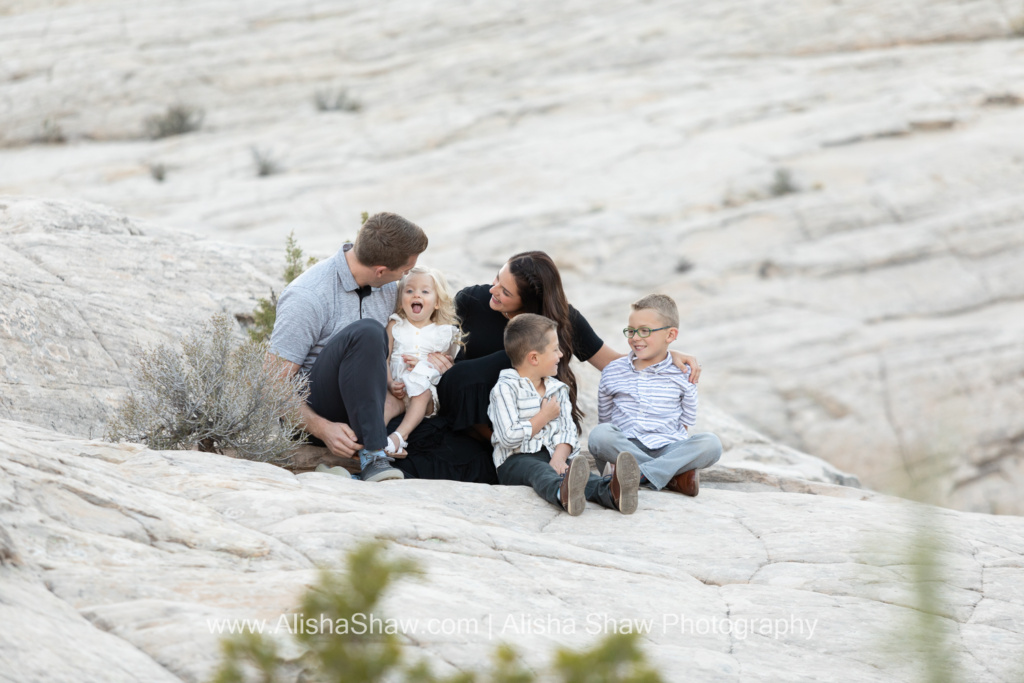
[{"xmin": 587, "ymin": 423, "xmax": 722, "ymax": 490}]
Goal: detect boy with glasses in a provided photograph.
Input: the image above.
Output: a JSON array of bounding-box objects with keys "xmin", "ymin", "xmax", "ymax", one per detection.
[{"xmin": 587, "ymin": 295, "xmax": 722, "ymax": 496}]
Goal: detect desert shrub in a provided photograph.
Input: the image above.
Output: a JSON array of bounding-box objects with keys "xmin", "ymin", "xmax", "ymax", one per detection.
[
  {"xmin": 251, "ymin": 146, "xmax": 282, "ymax": 177},
  {"xmin": 105, "ymin": 314, "xmax": 308, "ymax": 463},
  {"xmin": 148, "ymin": 162, "xmax": 168, "ymax": 182},
  {"xmin": 247, "ymin": 231, "xmax": 320, "ymax": 343},
  {"xmin": 314, "ymin": 88, "xmax": 362, "ymax": 112},
  {"xmin": 145, "ymin": 104, "xmax": 204, "ymax": 139},
  {"xmin": 35, "ymin": 118, "xmax": 66, "ymax": 144},
  {"xmin": 212, "ymin": 542, "xmax": 664, "ymax": 683},
  {"xmin": 770, "ymin": 168, "xmax": 798, "ymax": 197}
]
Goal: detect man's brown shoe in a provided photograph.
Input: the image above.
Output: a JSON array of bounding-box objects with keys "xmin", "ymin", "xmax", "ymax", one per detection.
[
  {"xmin": 611, "ymin": 452, "xmax": 640, "ymax": 514},
  {"xmin": 560, "ymin": 456, "xmax": 589, "ymax": 516},
  {"xmin": 666, "ymin": 469, "xmax": 699, "ymax": 497}
]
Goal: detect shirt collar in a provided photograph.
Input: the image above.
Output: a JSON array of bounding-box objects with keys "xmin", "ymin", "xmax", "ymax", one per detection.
[
  {"xmin": 499, "ymin": 368, "xmax": 565, "ymax": 396},
  {"xmin": 627, "ymin": 351, "xmax": 674, "ymax": 373},
  {"xmin": 335, "ymin": 243, "xmax": 360, "ymax": 293}
]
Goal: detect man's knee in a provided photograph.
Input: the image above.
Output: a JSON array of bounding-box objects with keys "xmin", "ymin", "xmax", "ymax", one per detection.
[{"xmin": 345, "ymin": 318, "xmax": 387, "ymax": 344}]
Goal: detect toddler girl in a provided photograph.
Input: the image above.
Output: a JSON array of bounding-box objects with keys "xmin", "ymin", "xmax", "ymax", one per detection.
[{"xmin": 385, "ymin": 266, "xmax": 464, "ymax": 455}]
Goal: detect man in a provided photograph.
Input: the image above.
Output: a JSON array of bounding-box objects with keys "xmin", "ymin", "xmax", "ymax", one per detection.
[{"xmin": 269, "ymin": 212, "xmax": 444, "ymax": 482}]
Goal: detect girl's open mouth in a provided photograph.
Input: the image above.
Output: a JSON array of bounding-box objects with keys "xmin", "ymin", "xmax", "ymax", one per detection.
[{"xmin": 411, "ymin": 302, "xmax": 423, "ymax": 314}]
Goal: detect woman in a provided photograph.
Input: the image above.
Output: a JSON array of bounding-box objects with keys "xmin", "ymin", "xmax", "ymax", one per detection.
[{"xmin": 392, "ymin": 251, "xmax": 701, "ymax": 483}]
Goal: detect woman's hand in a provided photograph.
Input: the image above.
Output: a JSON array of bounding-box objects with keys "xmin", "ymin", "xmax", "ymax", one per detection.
[
  {"xmin": 670, "ymin": 350, "xmax": 701, "ymax": 384},
  {"xmin": 425, "ymin": 352, "xmax": 454, "ymax": 375}
]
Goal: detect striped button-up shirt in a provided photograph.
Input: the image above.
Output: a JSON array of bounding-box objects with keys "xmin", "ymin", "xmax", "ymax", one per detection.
[
  {"xmin": 597, "ymin": 352, "xmax": 697, "ymax": 449},
  {"xmin": 488, "ymin": 369, "xmax": 580, "ymax": 468}
]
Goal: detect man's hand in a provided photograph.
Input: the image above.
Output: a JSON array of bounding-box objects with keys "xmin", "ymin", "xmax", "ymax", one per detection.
[
  {"xmin": 320, "ymin": 421, "xmax": 363, "ymax": 458},
  {"xmin": 389, "ymin": 379, "xmax": 407, "ymax": 400},
  {"xmin": 670, "ymin": 351, "xmax": 701, "ymax": 384}
]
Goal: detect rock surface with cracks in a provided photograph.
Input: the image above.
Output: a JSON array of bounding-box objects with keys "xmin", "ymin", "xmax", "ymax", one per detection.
[{"xmin": 1, "ymin": 418, "xmax": 1023, "ymax": 682}]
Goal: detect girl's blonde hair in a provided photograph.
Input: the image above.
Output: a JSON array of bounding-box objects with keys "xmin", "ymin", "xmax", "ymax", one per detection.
[{"xmin": 395, "ymin": 266, "xmax": 466, "ymax": 349}]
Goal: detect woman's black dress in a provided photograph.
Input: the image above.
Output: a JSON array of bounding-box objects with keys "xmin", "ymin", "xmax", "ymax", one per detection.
[{"xmin": 391, "ymin": 284, "xmax": 604, "ymax": 483}]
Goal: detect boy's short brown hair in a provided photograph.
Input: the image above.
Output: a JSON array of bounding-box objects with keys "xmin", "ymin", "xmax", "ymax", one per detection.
[
  {"xmin": 631, "ymin": 293, "xmax": 679, "ymax": 327},
  {"xmin": 504, "ymin": 313, "xmax": 557, "ymax": 367},
  {"xmin": 354, "ymin": 212, "xmax": 428, "ymax": 270}
]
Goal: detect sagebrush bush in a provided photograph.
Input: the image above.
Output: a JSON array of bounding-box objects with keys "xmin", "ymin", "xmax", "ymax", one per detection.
[
  {"xmin": 36, "ymin": 118, "xmax": 66, "ymax": 144},
  {"xmin": 145, "ymin": 104, "xmax": 204, "ymax": 139},
  {"xmin": 213, "ymin": 542, "xmax": 664, "ymax": 683},
  {"xmin": 314, "ymin": 87, "xmax": 362, "ymax": 112},
  {"xmin": 770, "ymin": 168, "xmax": 798, "ymax": 197},
  {"xmin": 251, "ymin": 146, "xmax": 282, "ymax": 177},
  {"xmin": 106, "ymin": 314, "xmax": 308, "ymax": 463}
]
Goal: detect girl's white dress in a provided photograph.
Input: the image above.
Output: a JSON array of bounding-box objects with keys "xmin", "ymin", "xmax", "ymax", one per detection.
[{"xmin": 389, "ymin": 314, "xmax": 460, "ymax": 416}]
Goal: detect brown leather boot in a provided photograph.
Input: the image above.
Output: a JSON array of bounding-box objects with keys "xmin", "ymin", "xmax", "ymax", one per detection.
[
  {"xmin": 560, "ymin": 456, "xmax": 589, "ymax": 516},
  {"xmin": 610, "ymin": 452, "xmax": 640, "ymax": 514},
  {"xmin": 666, "ymin": 469, "xmax": 699, "ymax": 497}
]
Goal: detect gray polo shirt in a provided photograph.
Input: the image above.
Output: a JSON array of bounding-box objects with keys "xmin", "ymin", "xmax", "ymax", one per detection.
[{"xmin": 269, "ymin": 243, "xmax": 398, "ymax": 373}]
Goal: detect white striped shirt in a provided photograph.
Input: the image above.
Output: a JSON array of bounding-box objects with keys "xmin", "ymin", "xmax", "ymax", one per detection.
[
  {"xmin": 488, "ymin": 369, "xmax": 580, "ymax": 468},
  {"xmin": 597, "ymin": 352, "xmax": 697, "ymax": 449}
]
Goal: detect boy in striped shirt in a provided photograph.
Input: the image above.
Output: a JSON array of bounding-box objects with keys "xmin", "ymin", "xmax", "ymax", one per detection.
[
  {"xmin": 488, "ymin": 314, "xmax": 641, "ymax": 516},
  {"xmin": 589, "ymin": 295, "xmax": 722, "ymax": 496}
]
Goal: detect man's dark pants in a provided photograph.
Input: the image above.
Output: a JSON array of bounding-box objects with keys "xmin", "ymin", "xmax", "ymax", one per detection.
[{"xmin": 306, "ymin": 319, "xmax": 388, "ymax": 452}]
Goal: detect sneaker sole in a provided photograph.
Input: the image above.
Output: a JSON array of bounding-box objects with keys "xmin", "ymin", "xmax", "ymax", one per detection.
[
  {"xmin": 614, "ymin": 452, "xmax": 641, "ymax": 515},
  {"xmin": 362, "ymin": 467, "xmax": 405, "ymax": 483},
  {"xmin": 564, "ymin": 456, "xmax": 589, "ymax": 516}
]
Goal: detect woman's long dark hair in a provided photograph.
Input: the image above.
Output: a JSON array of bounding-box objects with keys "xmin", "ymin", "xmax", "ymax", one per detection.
[{"xmin": 507, "ymin": 251, "xmax": 583, "ymax": 429}]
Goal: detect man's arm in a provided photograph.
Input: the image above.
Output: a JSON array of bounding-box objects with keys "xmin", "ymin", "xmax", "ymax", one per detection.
[{"xmin": 268, "ymin": 354, "xmax": 363, "ymax": 457}]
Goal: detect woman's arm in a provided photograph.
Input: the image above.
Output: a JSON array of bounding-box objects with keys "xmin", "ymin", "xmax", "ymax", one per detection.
[
  {"xmin": 670, "ymin": 351, "xmax": 701, "ymax": 384},
  {"xmin": 586, "ymin": 344, "xmax": 624, "ymax": 372},
  {"xmin": 586, "ymin": 343, "xmax": 702, "ymax": 383}
]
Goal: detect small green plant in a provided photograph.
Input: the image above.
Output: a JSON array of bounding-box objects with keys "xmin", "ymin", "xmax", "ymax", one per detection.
[
  {"xmin": 35, "ymin": 118, "xmax": 66, "ymax": 144},
  {"xmin": 213, "ymin": 542, "xmax": 664, "ymax": 683},
  {"xmin": 674, "ymin": 257, "xmax": 693, "ymax": 274},
  {"xmin": 870, "ymin": 508, "xmax": 963, "ymax": 683},
  {"xmin": 148, "ymin": 162, "xmax": 168, "ymax": 182},
  {"xmin": 247, "ymin": 231, "xmax": 319, "ymax": 343},
  {"xmin": 314, "ymin": 88, "xmax": 362, "ymax": 112},
  {"xmin": 770, "ymin": 168, "xmax": 798, "ymax": 197},
  {"xmin": 251, "ymin": 146, "xmax": 282, "ymax": 177},
  {"xmin": 145, "ymin": 104, "xmax": 204, "ymax": 139},
  {"xmin": 105, "ymin": 314, "xmax": 308, "ymax": 463}
]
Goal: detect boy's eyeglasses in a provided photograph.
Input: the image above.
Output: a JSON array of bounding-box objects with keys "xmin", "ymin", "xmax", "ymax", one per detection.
[{"xmin": 622, "ymin": 326, "xmax": 671, "ymax": 339}]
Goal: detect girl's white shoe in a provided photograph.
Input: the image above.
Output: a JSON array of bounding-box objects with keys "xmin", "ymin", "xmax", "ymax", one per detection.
[{"xmin": 384, "ymin": 431, "xmax": 408, "ymax": 456}]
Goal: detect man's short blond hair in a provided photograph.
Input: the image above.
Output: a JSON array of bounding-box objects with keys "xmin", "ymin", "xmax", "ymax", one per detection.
[
  {"xmin": 504, "ymin": 314, "xmax": 557, "ymax": 367},
  {"xmin": 631, "ymin": 293, "xmax": 679, "ymax": 327},
  {"xmin": 354, "ymin": 212, "xmax": 428, "ymax": 270}
]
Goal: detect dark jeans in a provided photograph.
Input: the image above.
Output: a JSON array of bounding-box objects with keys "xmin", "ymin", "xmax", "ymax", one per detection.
[
  {"xmin": 306, "ymin": 319, "xmax": 388, "ymax": 452},
  {"xmin": 496, "ymin": 450, "xmax": 617, "ymax": 510}
]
